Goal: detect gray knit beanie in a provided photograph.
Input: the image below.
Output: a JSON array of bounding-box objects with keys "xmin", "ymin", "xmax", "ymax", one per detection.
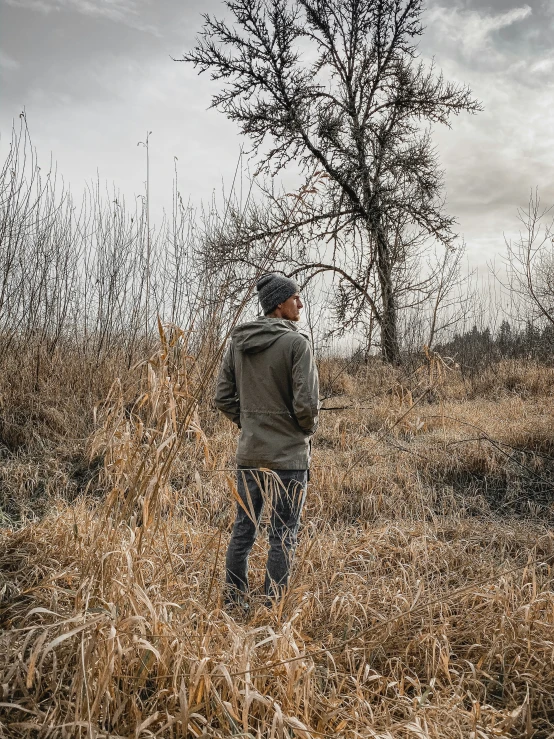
[{"xmin": 256, "ymin": 273, "xmax": 299, "ymax": 315}]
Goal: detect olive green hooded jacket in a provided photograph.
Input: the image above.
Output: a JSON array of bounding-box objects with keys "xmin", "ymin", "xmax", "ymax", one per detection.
[{"xmin": 214, "ymin": 317, "xmax": 319, "ymax": 470}]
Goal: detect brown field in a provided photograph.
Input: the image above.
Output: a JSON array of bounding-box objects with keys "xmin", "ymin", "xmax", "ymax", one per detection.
[{"xmin": 1, "ymin": 338, "xmax": 553, "ymax": 738}]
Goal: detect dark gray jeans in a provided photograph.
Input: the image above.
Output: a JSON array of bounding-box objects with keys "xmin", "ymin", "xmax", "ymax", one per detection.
[{"xmin": 225, "ymin": 467, "xmax": 308, "ymax": 600}]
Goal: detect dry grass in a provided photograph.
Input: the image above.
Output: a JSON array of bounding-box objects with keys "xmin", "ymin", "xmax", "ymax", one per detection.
[{"xmin": 1, "ymin": 343, "xmax": 554, "ymax": 738}]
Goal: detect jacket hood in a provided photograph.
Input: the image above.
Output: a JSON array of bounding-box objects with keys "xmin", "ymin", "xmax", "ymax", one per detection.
[{"xmin": 232, "ymin": 317, "xmax": 301, "ymax": 354}]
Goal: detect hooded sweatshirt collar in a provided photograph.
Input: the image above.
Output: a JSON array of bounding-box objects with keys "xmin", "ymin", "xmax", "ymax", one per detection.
[{"xmin": 232, "ymin": 316, "xmax": 302, "ymax": 354}]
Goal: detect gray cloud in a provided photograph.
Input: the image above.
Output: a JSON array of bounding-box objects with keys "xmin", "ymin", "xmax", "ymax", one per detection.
[
  {"xmin": 422, "ymin": 2, "xmax": 541, "ymax": 70},
  {"xmin": 417, "ymin": 1, "xmax": 554, "ymax": 266},
  {"xmin": 0, "ymin": 0, "xmax": 553, "ymax": 273},
  {"xmin": 4, "ymin": 0, "xmax": 161, "ymax": 33},
  {"xmin": 0, "ymin": 49, "xmax": 20, "ymax": 70}
]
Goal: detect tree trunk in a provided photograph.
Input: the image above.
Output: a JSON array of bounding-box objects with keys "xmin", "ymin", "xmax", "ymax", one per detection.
[
  {"xmin": 379, "ymin": 285, "xmax": 400, "ymax": 365},
  {"xmin": 369, "ymin": 214, "xmax": 401, "ymax": 365}
]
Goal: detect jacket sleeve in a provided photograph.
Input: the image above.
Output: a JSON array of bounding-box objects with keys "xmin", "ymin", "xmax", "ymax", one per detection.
[
  {"xmin": 291, "ymin": 336, "xmax": 320, "ymax": 435},
  {"xmin": 214, "ymin": 344, "xmax": 241, "ymax": 427}
]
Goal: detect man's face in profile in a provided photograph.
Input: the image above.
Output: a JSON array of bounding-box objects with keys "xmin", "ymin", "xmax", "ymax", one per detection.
[{"xmin": 277, "ymin": 293, "xmax": 303, "ymax": 321}]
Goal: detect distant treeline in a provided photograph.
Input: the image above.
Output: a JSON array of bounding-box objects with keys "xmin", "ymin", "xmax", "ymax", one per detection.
[{"xmin": 436, "ymin": 320, "xmax": 554, "ymax": 371}]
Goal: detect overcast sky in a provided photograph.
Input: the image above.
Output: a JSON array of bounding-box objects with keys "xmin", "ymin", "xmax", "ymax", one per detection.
[{"xmin": 1, "ymin": 0, "xmax": 553, "ymax": 272}]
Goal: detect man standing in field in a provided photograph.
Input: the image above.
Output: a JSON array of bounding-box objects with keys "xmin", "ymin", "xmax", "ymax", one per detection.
[{"xmin": 215, "ymin": 273, "xmax": 319, "ymax": 609}]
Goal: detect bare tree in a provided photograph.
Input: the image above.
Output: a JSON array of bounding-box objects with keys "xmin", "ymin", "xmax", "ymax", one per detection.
[
  {"xmin": 503, "ymin": 190, "xmax": 554, "ymax": 329},
  {"xmin": 181, "ymin": 0, "xmax": 481, "ymax": 363}
]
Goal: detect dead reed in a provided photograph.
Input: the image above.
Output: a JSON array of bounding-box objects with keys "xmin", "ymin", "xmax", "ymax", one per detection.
[{"xmin": 1, "ymin": 344, "xmax": 553, "ymax": 738}]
